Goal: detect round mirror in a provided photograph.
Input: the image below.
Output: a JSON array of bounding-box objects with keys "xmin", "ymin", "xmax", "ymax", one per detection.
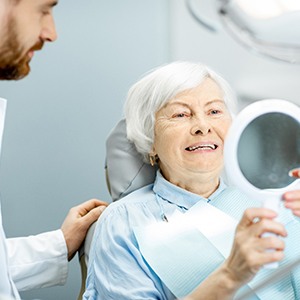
[
  {"xmin": 224, "ymin": 99, "xmax": 300, "ymax": 268},
  {"xmin": 238, "ymin": 112, "xmax": 300, "ymax": 190},
  {"xmin": 225, "ymin": 99, "xmax": 300, "ymax": 199}
]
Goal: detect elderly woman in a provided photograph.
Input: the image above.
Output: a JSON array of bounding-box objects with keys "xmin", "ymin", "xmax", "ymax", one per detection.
[{"xmin": 83, "ymin": 61, "xmax": 300, "ymax": 300}]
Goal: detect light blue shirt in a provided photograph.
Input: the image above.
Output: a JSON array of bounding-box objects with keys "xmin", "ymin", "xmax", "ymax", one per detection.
[
  {"xmin": 83, "ymin": 171, "xmax": 300, "ymax": 299},
  {"xmin": 84, "ymin": 173, "xmax": 222, "ymax": 299}
]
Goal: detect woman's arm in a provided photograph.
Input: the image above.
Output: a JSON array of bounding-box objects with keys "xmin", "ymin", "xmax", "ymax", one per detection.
[
  {"xmin": 84, "ymin": 204, "xmax": 170, "ymax": 300},
  {"xmin": 183, "ymin": 264, "xmax": 240, "ymax": 300}
]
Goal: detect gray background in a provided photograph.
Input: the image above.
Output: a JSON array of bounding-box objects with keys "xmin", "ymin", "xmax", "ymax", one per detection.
[
  {"xmin": 1, "ymin": 0, "xmax": 300, "ymax": 299},
  {"xmin": 0, "ymin": 1, "xmax": 169, "ymax": 299}
]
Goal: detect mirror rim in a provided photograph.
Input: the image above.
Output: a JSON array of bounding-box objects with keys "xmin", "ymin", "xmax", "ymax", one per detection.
[{"xmin": 224, "ymin": 98, "xmax": 300, "ymax": 201}]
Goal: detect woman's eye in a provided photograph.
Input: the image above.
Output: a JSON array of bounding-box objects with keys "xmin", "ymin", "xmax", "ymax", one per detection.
[
  {"xmin": 176, "ymin": 113, "xmax": 185, "ymax": 118},
  {"xmin": 173, "ymin": 113, "xmax": 189, "ymax": 118},
  {"xmin": 210, "ymin": 109, "xmax": 221, "ymax": 115}
]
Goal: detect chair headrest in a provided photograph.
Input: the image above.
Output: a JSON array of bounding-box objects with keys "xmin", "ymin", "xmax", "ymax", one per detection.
[{"xmin": 105, "ymin": 119, "xmax": 157, "ymax": 201}]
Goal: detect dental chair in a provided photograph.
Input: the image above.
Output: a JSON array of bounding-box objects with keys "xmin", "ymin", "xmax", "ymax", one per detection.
[{"xmin": 77, "ymin": 118, "xmax": 156, "ymax": 299}]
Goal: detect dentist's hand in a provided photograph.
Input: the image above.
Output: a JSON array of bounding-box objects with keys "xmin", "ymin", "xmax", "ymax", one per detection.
[
  {"xmin": 61, "ymin": 198, "xmax": 108, "ymax": 261},
  {"xmin": 283, "ymin": 168, "xmax": 300, "ymax": 217}
]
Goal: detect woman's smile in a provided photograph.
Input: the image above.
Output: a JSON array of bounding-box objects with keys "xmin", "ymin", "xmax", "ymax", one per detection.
[{"xmin": 185, "ymin": 141, "xmax": 219, "ymax": 152}]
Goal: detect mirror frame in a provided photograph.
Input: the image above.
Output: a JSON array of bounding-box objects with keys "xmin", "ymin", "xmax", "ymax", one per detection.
[{"xmin": 224, "ymin": 99, "xmax": 300, "ymax": 204}]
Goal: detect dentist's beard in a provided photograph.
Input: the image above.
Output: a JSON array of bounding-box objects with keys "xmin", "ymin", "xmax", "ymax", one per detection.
[{"xmin": 0, "ymin": 17, "xmax": 43, "ymax": 80}]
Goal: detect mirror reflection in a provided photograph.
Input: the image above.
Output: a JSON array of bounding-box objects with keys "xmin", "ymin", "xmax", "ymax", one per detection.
[{"xmin": 237, "ymin": 112, "xmax": 300, "ymax": 189}]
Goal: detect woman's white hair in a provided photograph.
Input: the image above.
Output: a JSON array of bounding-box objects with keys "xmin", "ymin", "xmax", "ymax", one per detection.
[{"xmin": 125, "ymin": 61, "xmax": 237, "ymax": 162}]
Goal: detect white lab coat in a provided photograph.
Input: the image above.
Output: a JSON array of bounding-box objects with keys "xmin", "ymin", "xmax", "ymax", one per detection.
[
  {"xmin": 0, "ymin": 98, "xmax": 68, "ymax": 298},
  {"xmin": 8, "ymin": 230, "xmax": 68, "ymax": 290},
  {"xmin": 1, "ymin": 206, "xmax": 68, "ymax": 298}
]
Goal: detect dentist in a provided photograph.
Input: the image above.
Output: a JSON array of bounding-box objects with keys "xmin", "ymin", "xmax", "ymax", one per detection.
[{"xmin": 0, "ymin": 0, "xmax": 107, "ymax": 299}]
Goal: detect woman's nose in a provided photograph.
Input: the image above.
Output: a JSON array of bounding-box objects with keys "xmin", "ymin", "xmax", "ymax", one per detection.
[{"xmin": 190, "ymin": 117, "xmax": 211, "ymax": 135}]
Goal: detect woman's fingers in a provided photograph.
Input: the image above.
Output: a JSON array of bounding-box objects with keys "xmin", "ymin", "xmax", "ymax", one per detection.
[
  {"xmin": 254, "ymin": 249, "xmax": 285, "ymax": 266},
  {"xmin": 250, "ymin": 218, "xmax": 287, "ymax": 238},
  {"xmin": 284, "ymin": 190, "xmax": 300, "ymax": 202},
  {"xmin": 256, "ymin": 235, "xmax": 285, "ymax": 252},
  {"xmin": 292, "ymin": 210, "xmax": 300, "ymax": 217},
  {"xmin": 283, "ymin": 189, "xmax": 300, "ymax": 216},
  {"xmin": 288, "ymin": 168, "xmax": 300, "ymax": 178},
  {"xmin": 237, "ymin": 208, "xmax": 277, "ymax": 229},
  {"xmin": 285, "ymin": 168, "xmax": 300, "ymax": 216}
]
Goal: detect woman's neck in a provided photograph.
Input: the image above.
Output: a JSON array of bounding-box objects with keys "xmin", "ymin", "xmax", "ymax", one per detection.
[{"xmin": 161, "ymin": 170, "xmax": 220, "ymax": 198}]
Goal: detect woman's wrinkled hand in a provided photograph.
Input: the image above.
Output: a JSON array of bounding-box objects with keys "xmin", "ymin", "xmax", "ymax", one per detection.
[{"xmin": 223, "ymin": 208, "xmax": 287, "ymax": 288}]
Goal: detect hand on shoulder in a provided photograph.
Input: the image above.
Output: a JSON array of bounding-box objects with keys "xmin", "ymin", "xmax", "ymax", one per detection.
[{"xmin": 61, "ymin": 198, "xmax": 108, "ymax": 261}]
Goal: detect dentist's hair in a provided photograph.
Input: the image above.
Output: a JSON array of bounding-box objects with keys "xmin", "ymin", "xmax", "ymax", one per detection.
[{"xmin": 125, "ymin": 61, "xmax": 237, "ymax": 162}]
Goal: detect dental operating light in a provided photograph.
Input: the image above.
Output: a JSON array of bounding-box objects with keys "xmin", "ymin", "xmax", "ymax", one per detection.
[{"xmin": 186, "ymin": 0, "xmax": 300, "ymax": 63}]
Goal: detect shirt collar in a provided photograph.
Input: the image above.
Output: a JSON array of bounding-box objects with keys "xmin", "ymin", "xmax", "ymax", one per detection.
[{"xmin": 153, "ymin": 171, "xmax": 227, "ymax": 210}]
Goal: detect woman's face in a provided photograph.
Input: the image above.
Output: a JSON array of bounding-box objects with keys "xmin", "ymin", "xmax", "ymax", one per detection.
[{"xmin": 153, "ymin": 78, "xmax": 232, "ymax": 185}]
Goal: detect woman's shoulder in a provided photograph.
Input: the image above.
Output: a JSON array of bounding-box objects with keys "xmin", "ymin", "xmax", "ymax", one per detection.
[
  {"xmin": 112, "ymin": 183, "xmax": 155, "ymax": 206},
  {"xmin": 100, "ymin": 183, "xmax": 157, "ymax": 222}
]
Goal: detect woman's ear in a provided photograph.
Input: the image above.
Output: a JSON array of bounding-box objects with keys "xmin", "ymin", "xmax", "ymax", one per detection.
[
  {"xmin": 149, "ymin": 155, "xmax": 155, "ymax": 167},
  {"xmin": 149, "ymin": 146, "xmax": 158, "ymax": 167}
]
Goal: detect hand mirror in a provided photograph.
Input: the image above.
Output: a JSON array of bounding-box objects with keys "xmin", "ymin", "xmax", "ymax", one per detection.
[{"xmin": 224, "ymin": 99, "xmax": 300, "ymax": 267}]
